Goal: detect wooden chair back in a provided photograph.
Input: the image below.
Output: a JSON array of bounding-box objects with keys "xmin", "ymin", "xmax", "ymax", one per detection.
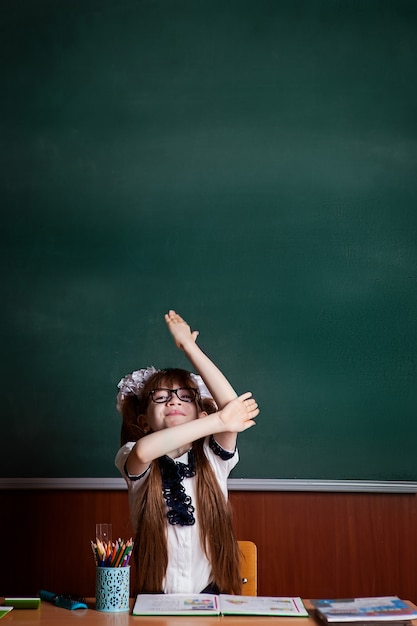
[{"xmin": 238, "ymin": 540, "xmax": 257, "ymax": 596}]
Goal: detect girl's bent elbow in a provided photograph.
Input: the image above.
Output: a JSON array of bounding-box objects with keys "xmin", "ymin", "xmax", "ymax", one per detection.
[{"xmin": 131, "ymin": 442, "xmax": 152, "ymax": 466}]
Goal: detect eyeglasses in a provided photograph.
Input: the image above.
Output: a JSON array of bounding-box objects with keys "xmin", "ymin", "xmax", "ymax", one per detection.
[{"xmin": 148, "ymin": 387, "xmax": 199, "ymax": 404}]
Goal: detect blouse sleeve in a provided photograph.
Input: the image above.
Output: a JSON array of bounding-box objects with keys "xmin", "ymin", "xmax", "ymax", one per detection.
[
  {"xmin": 115, "ymin": 442, "xmax": 150, "ymax": 482},
  {"xmin": 203, "ymin": 436, "xmax": 239, "ymax": 500}
]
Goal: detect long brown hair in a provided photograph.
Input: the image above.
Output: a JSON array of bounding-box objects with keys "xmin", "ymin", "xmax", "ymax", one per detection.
[{"xmin": 118, "ymin": 368, "xmax": 242, "ymax": 594}]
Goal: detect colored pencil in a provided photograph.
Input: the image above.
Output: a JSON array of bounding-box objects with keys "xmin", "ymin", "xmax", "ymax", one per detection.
[{"xmin": 90, "ymin": 537, "xmax": 133, "ymax": 567}]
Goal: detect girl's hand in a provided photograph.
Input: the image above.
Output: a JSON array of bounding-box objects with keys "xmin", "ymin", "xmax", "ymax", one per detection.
[
  {"xmin": 165, "ymin": 309, "xmax": 199, "ymax": 350},
  {"xmin": 217, "ymin": 392, "xmax": 259, "ymax": 432}
]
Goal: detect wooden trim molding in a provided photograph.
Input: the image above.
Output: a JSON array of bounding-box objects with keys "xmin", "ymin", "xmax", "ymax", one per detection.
[{"xmin": 1, "ymin": 477, "xmax": 417, "ymax": 492}]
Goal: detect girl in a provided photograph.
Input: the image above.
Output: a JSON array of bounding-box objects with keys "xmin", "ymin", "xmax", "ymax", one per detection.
[{"xmin": 115, "ymin": 310, "xmax": 259, "ymax": 596}]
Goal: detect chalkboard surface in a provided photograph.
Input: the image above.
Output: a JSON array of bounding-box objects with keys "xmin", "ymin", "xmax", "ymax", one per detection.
[{"xmin": 1, "ymin": 0, "xmax": 416, "ymax": 480}]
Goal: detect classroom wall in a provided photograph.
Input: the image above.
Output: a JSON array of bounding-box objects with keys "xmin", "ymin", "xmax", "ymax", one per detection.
[
  {"xmin": 2, "ymin": 489, "xmax": 416, "ymax": 602},
  {"xmin": 2, "ymin": 1, "xmax": 416, "ymax": 604}
]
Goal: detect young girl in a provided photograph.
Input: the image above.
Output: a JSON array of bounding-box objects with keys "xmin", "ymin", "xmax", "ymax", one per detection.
[{"xmin": 115, "ymin": 310, "xmax": 259, "ymax": 596}]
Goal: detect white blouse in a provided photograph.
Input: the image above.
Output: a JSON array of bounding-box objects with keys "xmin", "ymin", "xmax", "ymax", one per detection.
[{"xmin": 115, "ymin": 437, "xmax": 238, "ymax": 593}]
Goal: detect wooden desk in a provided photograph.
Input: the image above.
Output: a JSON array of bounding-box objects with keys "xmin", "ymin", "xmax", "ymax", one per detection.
[
  {"xmin": 5, "ymin": 601, "xmax": 417, "ymax": 626},
  {"xmin": 3, "ymin": 599, "xmax": 317, "ymax": 626}
]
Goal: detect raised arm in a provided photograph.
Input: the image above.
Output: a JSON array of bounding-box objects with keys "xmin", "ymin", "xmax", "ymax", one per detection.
[
  {"xmin": 165, "ymin": 310, "xmax": 237, "ymax": 409},
  {"xmin": 164, "ymin": 310, "xmax": 251, "ymax": 451}
]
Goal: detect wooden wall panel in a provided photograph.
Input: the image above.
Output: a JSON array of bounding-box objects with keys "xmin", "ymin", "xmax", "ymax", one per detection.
[
  {"xmin": 230, "ymin": 491, "xmax": 417, "ymax": 601},
  {"xmin": 1, "ymin": 490, "xmax": 416, "ymax": 602}
]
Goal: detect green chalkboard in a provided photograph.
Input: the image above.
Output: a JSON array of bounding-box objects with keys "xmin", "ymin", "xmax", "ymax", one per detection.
[{"xmin": 1, "ymin": 0, "xmax": 417, "ymax": 481}]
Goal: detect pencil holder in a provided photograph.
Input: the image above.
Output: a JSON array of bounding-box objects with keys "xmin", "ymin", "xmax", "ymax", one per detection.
[{"xmin": 95, "ymin": 566, "xmax": 130, "ymax": 612}]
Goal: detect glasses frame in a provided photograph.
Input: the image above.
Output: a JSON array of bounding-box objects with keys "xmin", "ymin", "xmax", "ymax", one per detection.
[{"xmin": 148, "ymin": 387, "xmax": 199, "ymax": 404}]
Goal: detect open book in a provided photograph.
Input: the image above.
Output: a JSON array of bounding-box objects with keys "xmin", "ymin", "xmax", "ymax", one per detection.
[
  {"xmin": 132, "ymin": 593, "xmax": 308, "ymax": 617},
  {"xmin": 310, "ymin": 597, "xmax": 417, "ymax": 623}
]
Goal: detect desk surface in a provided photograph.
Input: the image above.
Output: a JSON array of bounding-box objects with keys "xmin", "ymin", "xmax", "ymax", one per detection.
[
  {"xmin": 2, "ymin": 598, "xmax": 315, "ymax": 626},
  {"xmin": 4, "ymin": 600, "xmax": 417, "ymax": 626}
]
